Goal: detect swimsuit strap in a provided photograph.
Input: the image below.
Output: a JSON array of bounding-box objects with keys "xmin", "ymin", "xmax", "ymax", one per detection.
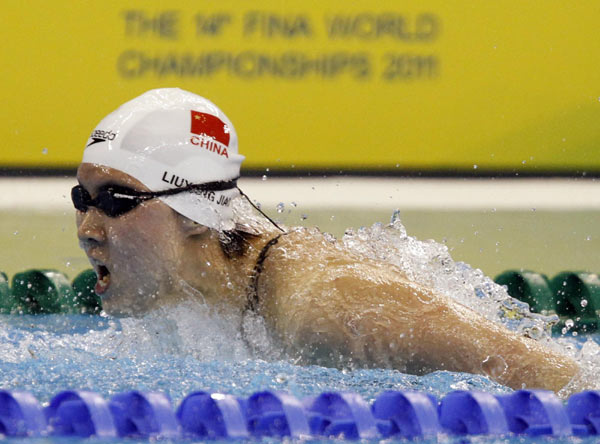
[{"xmin": 246, "ymin": 233, "xmax": 286, "ymax": 313}]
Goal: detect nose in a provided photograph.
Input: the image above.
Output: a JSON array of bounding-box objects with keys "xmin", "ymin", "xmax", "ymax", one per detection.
[{"xmin": 76, "ymin": 208, "xmax": 107, "ymax": 247}]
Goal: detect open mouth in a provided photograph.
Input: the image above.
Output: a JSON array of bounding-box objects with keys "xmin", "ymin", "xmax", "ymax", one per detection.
[{"xmin": 95, "ymin": 265, "xmax": 111, "ymax": 295}]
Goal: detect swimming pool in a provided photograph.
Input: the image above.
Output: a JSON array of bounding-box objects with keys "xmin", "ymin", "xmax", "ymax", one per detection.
[
  {"xmin": 1, "ymin": 177, "xmax": 599, "ymax": 442},
  {"xmin": 1, "ymin": 309, "xmax": 599, "ymax": 442}
]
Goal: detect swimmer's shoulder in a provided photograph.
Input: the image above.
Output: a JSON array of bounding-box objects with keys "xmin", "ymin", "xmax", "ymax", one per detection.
[
  {"xmin": 265, "ymin": 225, "xmax": 412, "ymax": 287},
  {"xmin": 279, "ymin": 226, "xmax": 338, "ymax": 251}
]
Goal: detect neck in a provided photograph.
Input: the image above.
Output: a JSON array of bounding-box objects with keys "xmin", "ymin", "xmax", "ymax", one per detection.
[{"xmin": 177, "ymin": 230, "xmax": 276, "ymax": 311}]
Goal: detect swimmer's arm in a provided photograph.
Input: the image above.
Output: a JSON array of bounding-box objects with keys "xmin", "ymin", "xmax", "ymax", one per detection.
[{"xmin": 263, "ymin": 260, "xmax": 579, "ymax": 392}]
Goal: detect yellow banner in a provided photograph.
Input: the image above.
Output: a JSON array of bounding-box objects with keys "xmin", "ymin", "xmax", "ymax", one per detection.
[{"xmin": 2, "ymin": 1, "xmax": 599, "ymax": 172}]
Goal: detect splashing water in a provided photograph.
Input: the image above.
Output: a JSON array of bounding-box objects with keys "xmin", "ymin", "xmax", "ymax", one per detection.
[
  {"xmin": 0, "ymin": 309, "xmax": 509, "ymax": 404},
  {"xmin": 342, "ymin": 210, "xmax": 555, "ymax": 337}
]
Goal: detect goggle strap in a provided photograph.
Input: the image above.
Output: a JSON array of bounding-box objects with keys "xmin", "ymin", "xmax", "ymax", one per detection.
[
  {"xmin": 136, "ymin": 178, "xmax": 240, "ymax": 199},
  {"xmin": 236, "ymin": 186, "xmax": 285, "ymax": 233}
]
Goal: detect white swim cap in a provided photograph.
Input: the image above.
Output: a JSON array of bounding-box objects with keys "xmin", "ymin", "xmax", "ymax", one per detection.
[{"xmin": 82, "ymin": 88, "xmax": 244, "ymax": 231}]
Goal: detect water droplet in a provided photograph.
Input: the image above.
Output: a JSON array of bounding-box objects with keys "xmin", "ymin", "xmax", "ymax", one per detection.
[
  {"xmin": 565, "ymin": 319, "xmax": 574, "ymax": 328},
  {"xmin": 42, "ymin": 148, "xmax": 48, "ymax": 155},
  {"xmin": 275, "ymin": 374, "xmax": 286, "ymax": 383},
  {"xmin": 581, "ymin": 299, "xmax": 588, "ymax": 308},
  {"xmin": 276, "ymin": 202, "xmax": 284, "ymax": 213},
  {"xmin": 390, "ymin": 209, "xmax": 402, "ymax": 225}
]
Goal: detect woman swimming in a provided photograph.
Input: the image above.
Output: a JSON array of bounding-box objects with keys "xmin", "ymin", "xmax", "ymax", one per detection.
[{"xmin": 75, "ymin": 88, "xmax": 583, "ymax": 394}]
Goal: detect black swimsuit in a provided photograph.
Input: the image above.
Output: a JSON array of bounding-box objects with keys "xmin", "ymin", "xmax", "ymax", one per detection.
[{"xmin": 245, "ymin": 233, "xmax": 285, "ymax": 313}]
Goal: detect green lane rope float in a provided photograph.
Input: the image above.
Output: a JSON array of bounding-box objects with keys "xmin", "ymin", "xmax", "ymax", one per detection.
[
  {"xmin": 0, "ymin": 269, "xmax": 102, "ymax": 315},
  {"xmin": 494, "ymin": 271, "xmax": 556, "ymax": 315},
  {"xmin": 71, "ymin": 269, "xmax": 103, "ymax": 314},
  {"xmin": 0, "ymin": 271, "xmax": 15, "ymax": 313},
  {"xmin": 495, "ymin": 270, "xmax": 600, "ymax": 333},
  {"xmin": 12, "ymin": 270, "xmax": 78, "ymax": 314},
  {"xmin": 551, "ymin": 272, "xmax": 600, "ymax": 333}
]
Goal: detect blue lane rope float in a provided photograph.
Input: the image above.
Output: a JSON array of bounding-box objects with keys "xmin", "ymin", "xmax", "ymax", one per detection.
[
  {"xmin": 372, "ymin": 390, "xmax": 440, "ymax": 438},
  {"xmin": 438, "ymin": 390, "xmax": 508, "ymax": 436},
  {"xmin": 305, "ymin": 392, "xmax": 379, "ymax": 439},
  {"xmin": 177, "ymin": 391, "xmax": 249, "ymax": 439},
  {"xmin": 567, "ymin": 391, "xmax": 600, "ymax": 436},
  {"xmin": 497, "ymin": 389, "xmax": 573, "ymax": 436},
  {"xmin": 0, "ymin": 389, "xmax": 599, "ymax": 439}
]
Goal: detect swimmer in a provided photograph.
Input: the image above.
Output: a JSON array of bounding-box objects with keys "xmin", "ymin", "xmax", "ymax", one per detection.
[{"xmin": 75, "ymin": 88, "xmax": 582, "ymax": 394}]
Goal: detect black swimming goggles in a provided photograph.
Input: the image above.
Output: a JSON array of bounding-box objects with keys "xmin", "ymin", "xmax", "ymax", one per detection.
[{"xmin": 71, "ymin": 180, "xmax": 238, "ymax": 218}]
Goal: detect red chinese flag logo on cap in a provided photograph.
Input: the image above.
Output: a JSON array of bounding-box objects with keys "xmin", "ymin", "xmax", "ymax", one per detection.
[{"xmin": 190, "ymin": 111, "xmax": 230, "ymax": 147}]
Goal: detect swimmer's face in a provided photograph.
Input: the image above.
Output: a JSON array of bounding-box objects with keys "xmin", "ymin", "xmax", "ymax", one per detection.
[{"xmin": 76, "ymin": 163, "xmax": 187, "ymax": 315}]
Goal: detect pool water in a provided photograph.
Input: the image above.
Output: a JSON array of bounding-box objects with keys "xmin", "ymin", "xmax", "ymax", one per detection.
[
  {"xmin": 1, "ymin": 215, "xmax": 599, "ymax": 443},
  {"xmin": 0, "ymin": 311, "xmax": 511, "ymax": 403},
  {"xmin": 0, "ymin": 312, "xmax": 599, "ymax": 443}
]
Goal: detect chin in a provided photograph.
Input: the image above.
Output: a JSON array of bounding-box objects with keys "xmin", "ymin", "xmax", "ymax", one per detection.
[{"xmin": 101, "ymin": 282, "xmax": 166, "ymax": 316}]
